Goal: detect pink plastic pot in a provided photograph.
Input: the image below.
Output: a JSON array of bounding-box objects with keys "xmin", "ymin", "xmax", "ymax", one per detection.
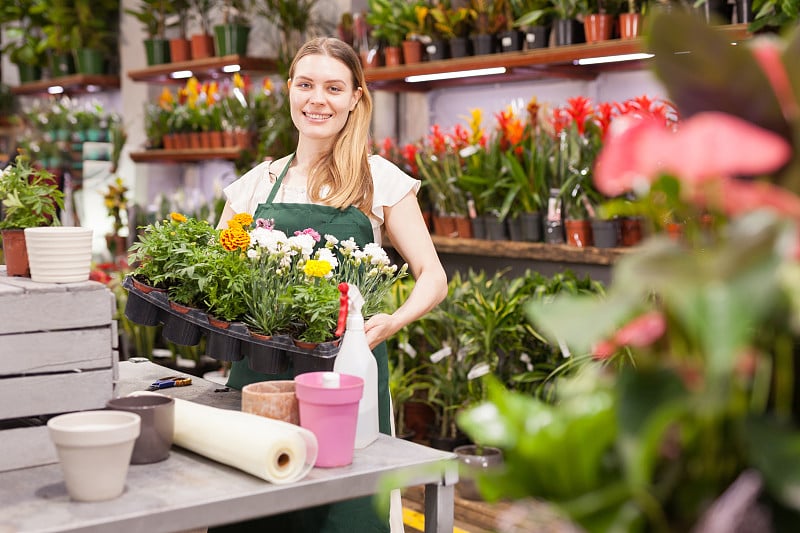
[{"xmin": 294, "ymin": 372, "xmax": 363, "ymax": 467}]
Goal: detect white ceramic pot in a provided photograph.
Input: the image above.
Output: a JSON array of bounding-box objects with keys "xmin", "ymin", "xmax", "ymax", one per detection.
[
  {"xmin": 24, "ymin": 226, "xmax": 93, "ymax": 283},
  {"xmin": 47, "ymin": 410, "xmax": 141, "ymax": 502}
]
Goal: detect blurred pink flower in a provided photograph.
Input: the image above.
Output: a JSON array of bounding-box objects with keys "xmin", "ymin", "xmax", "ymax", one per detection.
[{"xmin": 594, "ymin": 112, "xmax": 792, "ymax": 198}]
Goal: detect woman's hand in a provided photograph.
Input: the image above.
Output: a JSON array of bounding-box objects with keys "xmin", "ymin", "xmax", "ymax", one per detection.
[{"xmin": 364, "ymin": 313, "xmax": 399, "ymax": 350}]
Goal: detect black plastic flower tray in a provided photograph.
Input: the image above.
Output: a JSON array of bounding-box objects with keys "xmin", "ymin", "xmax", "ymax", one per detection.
[{"xmin": 122, "ymin": 276, "xmax": 340, "ymax": 376}]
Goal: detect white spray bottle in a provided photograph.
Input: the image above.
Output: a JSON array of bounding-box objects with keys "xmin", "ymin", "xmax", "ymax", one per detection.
[{"xmin": 333, "ymin": 283, "xmax": 379, "ymax": 448}]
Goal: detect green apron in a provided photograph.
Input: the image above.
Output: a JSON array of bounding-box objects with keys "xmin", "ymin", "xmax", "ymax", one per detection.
[{"xmin": 214, "ymin": 155, "xmax": 391, "ymax": 533}]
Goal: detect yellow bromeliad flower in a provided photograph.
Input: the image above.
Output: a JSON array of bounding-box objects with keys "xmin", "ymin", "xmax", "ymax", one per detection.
[
  {"xmin": 219, "ymin": 227, "xmax": 250, "ymax": 251},
  {"xmin": 170, "ymin": 212, "xmax": 187, "ymax": 223},
  {"xmin": 186, "ymin": 77, "xmax": 200, "ymax": 109},
  {"xmin": 233, "ymin": 72, "xmax": 245, "ymax": 89},
  {"xmin": 159, "ymin": 87, "xmax": 174, "ymax": 111},
  {"xmin": 304, "ymin": 259, "xmax": 332, "ymax": 278},
  {"xmin": 466, "ymin": 108, "xmax": 484, "ymax": 145}
]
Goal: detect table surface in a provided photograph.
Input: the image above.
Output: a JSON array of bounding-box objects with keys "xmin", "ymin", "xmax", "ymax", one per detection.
[{"xmin": 0, "ymin": 360, "xmax": 458, "ymax": 533}]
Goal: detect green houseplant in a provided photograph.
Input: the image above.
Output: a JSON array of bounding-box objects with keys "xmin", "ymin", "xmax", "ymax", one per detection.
[
  {"xmin": 125, "ymin": 0, "xmax": 173, "ymax": 65},
  {"xmin": 214, "ymin": 0, "xmax": 250, "ymax": 57},
  {"xmin": 0, "ymin": 151, "xmax": 65, "ymax": 276},
  {"xmin": 0, "ymin": 1, "xmax": 49, "ymax": 82},
  {"xmin": 70, "ymin": 0, "xmax": 119, "ymax": 74}
]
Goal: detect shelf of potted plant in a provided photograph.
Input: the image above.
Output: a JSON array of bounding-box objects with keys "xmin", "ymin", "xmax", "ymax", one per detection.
[
  {"xmin": 10, "ymin": 74, "xmax": 121, "ymax": 97},
  {"xmin": 129, "ymin": 147, "xmax": 243, "ymax": 163},
  {"xmin": 364, "ymin": 23, "xmax": 751, "ymax": 91},
  {"xmin": 127, "ymin": 54, "xmax": 277, "ymax": 83}
]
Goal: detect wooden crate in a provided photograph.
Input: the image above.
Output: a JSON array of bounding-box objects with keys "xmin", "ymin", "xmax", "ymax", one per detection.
[{"xmin": 0, "ymin": 271, "xmax": 118, "ymax": 472}]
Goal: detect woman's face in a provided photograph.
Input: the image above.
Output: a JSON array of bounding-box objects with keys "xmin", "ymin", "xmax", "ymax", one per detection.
[{"xmin": 289, "ymin": 54, "xmax": 362, "ymax": 144}]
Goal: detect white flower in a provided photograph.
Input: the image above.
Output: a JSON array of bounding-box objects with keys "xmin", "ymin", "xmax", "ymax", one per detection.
[
  {"xmin": 288, "ymin": 233, "xmax": 316, "ymax": 258},
  {"xmin": 467, "ymin": 362, "xmax": 491, "ymax": 380},
  {"xmin": 429, "ymin": 345, "xmax": 452, "ymax": 363},
  {"xmin": 315, "ymin": 247, "xmax": 339, "ymax": 270},
  {"xmin": 246, "ymin": 249, "xmax": 257, "ymax": 259},
  {"xmin": 339, "ymin": 238, "xmax": 358, "ymax": 253},
  {"xmin": 250, "ymin": 227, "xmax": 287, "ymax": 252},
  {"xmin": 324, "ymin": 234, "xmax": 339, "ymax": 245}
]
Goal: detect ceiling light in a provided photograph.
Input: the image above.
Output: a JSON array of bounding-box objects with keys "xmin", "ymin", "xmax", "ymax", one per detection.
[
  {"xmin": 574, "ymin": 53, "xmax": 654, "ymax": 66},
  {"xmin": 404, "ymin": 67, "xmax": 507, "ymax": 83},
  {"xmin": 223, "ymin": 64, "xmax": 241, "ymax": 73},
  {"xmin": 170, "ymin": 70, "xmax": 193, "ymax": 79},
  {"xmin": 47, "ymin": 85, "xmax": 64, "ymax": 95}
]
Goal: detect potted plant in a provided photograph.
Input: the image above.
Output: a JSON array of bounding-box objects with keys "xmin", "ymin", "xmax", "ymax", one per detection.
[
  {"xmin": 429, "ymin": 2, "xmax": 475, "ymax": 58},
  {"xmin": 214, "ymin": 0, "xmax": 250, "ymax": 57},
  {"xmin": 42, "ymin": 0, "xmax": 77, "ymax": 76},
  {"xmin": 69, "ymin": 0, "xmax": 119, "ymax": 74},
  {"xmin": 367, "ymin": 0, "xmax": 414, "ymax": 65},
  {"xmin": 469, "ymin": 0, "xmax": 506, "ymax": 54},
  {"xmin": 550, "ymin": 0, "xmax": 589, "ymax": 45},
  {"xmin": 512, "ymin": 0, "xmax": 554, "ymax": 50},
  {"xmin": 619, "ymin": 0, "xmax": 646, "ymax": 39},
  {"xmin": 0, "ymin": 151, "xmax": 65, "ymax": 277},
  {"xmin": 187, "ymin": 0, "xmax": 217, "ymax": 59},
  {"xmin": 125, "ymin": 0, "xmax": 172, "ymax": 65},
  {"xmin": 167, "ymin": 0, "xmax": 193, "ymax": 63},
  {"xmin": 583, "ymin": 0, "xmax": 623, "ymax": 42},
  {"xmin": 0, "ymin": 1, "xmax": 49, "ymax": 82}
]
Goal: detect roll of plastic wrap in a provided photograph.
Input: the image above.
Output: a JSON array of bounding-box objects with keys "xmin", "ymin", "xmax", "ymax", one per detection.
[{"xmin": 130, "ymin": 393, "xmax": 317, "ymax": 484}]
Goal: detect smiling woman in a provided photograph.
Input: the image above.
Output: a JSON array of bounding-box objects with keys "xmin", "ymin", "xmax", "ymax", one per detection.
[{"xmin": 211, "ymin": 36, "xmax": 448, "ymax": 533}]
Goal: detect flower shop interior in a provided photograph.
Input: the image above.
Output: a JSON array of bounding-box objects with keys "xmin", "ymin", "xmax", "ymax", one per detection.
[{"xmin": 4, "ymin": 0, "xmax": 800, "ymax": 532}]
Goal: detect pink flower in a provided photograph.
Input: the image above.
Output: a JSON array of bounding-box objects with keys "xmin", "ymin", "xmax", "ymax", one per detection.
[
  {"xmin": 750, "ymin": 39, "xmax": 799, "ymax": 122},
  {"xmin": 594, "ymin": 112, "xmax": 791, "ymax": 197},
  {"xmin": 294, "ymin": 228, "xmax": 321, "ymax": 242},
  {"xmin": 613, "ymin": 312, "xmax": 667, "ymax": 348},
  {"xmin": 592, "ymin": 340, "xmax": 618, "ymax": 360}
]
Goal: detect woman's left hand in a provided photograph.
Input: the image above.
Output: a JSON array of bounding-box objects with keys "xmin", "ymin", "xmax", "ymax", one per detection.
[{"xmin": 364, "ymin": 313, "xmax": 398, "ymax": 350}]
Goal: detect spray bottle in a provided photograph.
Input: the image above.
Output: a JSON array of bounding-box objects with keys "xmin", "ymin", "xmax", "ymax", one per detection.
[{"xmin": 333, "ymin": 283, "xmax": 379, "ymax": 448}]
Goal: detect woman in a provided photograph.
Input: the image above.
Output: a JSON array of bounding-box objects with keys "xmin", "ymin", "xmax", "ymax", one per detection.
[{"xmin": 212, "ymin": 37, "xmax": 448, "ymax": 532}]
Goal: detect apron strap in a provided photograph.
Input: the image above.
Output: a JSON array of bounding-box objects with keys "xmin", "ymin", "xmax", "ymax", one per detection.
[{"xmin": 264, "ymin": 153, "xmax": 295, "ymax": 205}]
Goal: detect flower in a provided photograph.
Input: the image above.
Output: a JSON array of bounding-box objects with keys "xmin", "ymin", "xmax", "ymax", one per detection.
[
  {"xmin": 103, "ymin": 176, "xmax": 129, "ymax": 237},
  {"xmin": 456, "ymin": 12, "xmax": 800, "ymax": 532},
  {"xmin": 0, "ymin": 150, "xmax": 64, "ymax": 230}
]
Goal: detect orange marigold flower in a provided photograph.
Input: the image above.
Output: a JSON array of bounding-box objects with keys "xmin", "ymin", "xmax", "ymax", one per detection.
[
  {"xmin": 170, "ymin": 212, "xmax": 187, "ymax": 222},
  {"xmin": 220, "ymin": 228, "xmax": 250, "ymax": 251},
  {"xmin": 231, "ymin": 213, "xmax": 254, "ymax": 228}
]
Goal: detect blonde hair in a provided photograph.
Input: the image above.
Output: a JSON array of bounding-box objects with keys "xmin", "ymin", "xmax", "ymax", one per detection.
[{"xmin": 289, "ymin": 37, "xmax": 374, "ymax": 214}]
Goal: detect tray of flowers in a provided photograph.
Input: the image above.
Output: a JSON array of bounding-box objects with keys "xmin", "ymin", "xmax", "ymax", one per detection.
[{"xmin": 123, "ymin": 213, "xmax": 407, "ymax": 377}]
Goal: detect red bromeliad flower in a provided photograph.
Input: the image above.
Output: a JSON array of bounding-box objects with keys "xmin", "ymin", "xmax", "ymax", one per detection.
[
  {"xmin": 401, "ymin": 143, "xmax": 419, "ymax": 177},
  {"xmin": 427, "ymin": 124, "xmax": 449, "ymax": 155},
  {"xmin": 495, "ymin": 108, "xmax": 525, "ymax": 153},
  {"xmin": 565, "ymin": 96, "xmax": 594, "ymax": 135},
  {"xmin": 450, "ymin": 123, "xmax": 472, "ymax": 151}
]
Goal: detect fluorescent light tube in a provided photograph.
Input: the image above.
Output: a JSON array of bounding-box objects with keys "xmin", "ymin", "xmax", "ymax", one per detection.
[
  {"xmin": 404, "ymin": 67, "xmax": 506, "ymax": 83},
  {"xmin": 47, "ymin": 85, "xmax": 64, "ymax": 95},
  {"xmin": 170, "ymin": 70, "xmax": 193, "ymax": 79},
  {"xmin": 574, "ymin": 53, "xmax": 654, "ymax": 65},
  {"xmin": 223, "ymin": 64, "xmax": 241, "ymax": 73}
]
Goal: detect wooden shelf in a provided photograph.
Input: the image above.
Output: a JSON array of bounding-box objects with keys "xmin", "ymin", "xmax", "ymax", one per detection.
[
  {"xmin": 127, "ymin": 55, "xmax": 277, "ymax": 83},
  {"xmin": 129, "ymin": 148, "xmax": 242, "ymax": 163},
  {"xmin": 11, "ymin": 74, "xmax": 120, "ymax": 96},
  {"xmin": 365, "ymin": 24, "xmax": 751, "ymax": 91},
  {"xmin": 431, "ymin": 235, "xmax": 632, "ymax": 266}
]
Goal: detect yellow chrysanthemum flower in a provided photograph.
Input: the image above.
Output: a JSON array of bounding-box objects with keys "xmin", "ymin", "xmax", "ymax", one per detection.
[
  {"xmin": 170, "ymin": 212, "xmax": 187, "ymax": 222},
  {"xmin": 303, "ymin": 259, "xmax": 332, "ymax": 278}
]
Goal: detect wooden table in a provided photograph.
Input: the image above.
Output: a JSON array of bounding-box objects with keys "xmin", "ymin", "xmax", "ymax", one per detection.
[{"xmin": 0, "ymin": 360, "xmax": 458, "ymax": 533}]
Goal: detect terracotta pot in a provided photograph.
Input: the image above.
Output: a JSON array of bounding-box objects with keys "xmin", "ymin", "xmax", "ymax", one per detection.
[
  {"xmin": 401, "ymin": 40, "xmax": 423, "ymax": 64},
  {"xmin": 207, "ymin": 315, "xmax": 231, "ymax": 329},
  {"xmin": 169, "ymin": 38, "xmax": 192, "ymax": 62},
  {"xmin": 209, "ymin": 130, "xmax": 223, "ymax": 148},
  {"xmin": 620, "ymin": 217, "xmax": 644, "ymax": 246},
  {"xmin": 189, "ymin": 132, "xmax": 202, "ymax": 150},
  {"xmin": 432, "ymin": 215, "xmax": 458, "ymax": 237},
  {"xmin": 190, "ymin": 33, "xmax": 215, "ymax": 59},
  {"xmin": 565, "ymin": 218, "xmax": 593, "ymax": 247},
  {"xmin": 163, "ymin": 133, "xmax": 175, "ymax": 150},
  {"xmin": 584, "ymin": 14, "xmax": 615, "ymax": 43},
  {"xmin": 454, "ymin": 216, "xmax": 474, "ymax": 239},
  {"xmin": 1, "ymin": 228, "xmax": 30, "ymax": 277},
  {"xmin": 222, "ymin": 130, "xmax": 237, "ymax": 147},
  {"xmin": 383, "ymin": 46, "xmax": 402, "ymax": 67},
  {"xmin": 242, "ymin": 381, "xmax": 299, "ymax": 425},
  {"xmin": 619, "ymin": 13, "xmax": 643, "ymax": 40},
  {"xmin": 360, "ymin": 48, "xmax": 380, "ymax": 69}
]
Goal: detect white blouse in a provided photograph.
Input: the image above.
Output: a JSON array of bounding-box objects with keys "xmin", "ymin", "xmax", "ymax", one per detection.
[{"xmin": 221, "ymin": 155, "xmax": 420, "ymax": 245}]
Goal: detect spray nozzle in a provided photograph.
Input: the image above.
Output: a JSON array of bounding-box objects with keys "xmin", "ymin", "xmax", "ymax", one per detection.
[{"xmin": 334, "ymin": 283, "xmax": 366, "ymax": 337}]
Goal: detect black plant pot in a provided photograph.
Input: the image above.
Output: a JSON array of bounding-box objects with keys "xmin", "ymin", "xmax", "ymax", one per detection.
[
  {"xmin": 695, "ymin": 0, "xmax": 734, "ymax": 23},
  {"xmin": 449, "ymin": 37, "xmax": 471, "ymax": 58},
  {"xmin": 206, "ymin": 330, "xmax": 244, "ymax": 362},
  {"xmin": 245, "ymin": 340, "xmax": 289, "ymax": 374},
  {"xmin": 498, "ymin": 30, "xmax": 524, "ymax": 53},
  {"xmin": 471, "ymin": 33, "xmax": 495, "ymax": 55},
  {"xmin": 124, "ymin": 291, "xmax": 160, "ymax": 326},
  {"xmin": 523, "ymin": 25, "xmax": 551, "ymax": 50},
  {"xmin": 162, "ymin": 314, "xmax": 203, "ymax": 346},
  {"xmin": 590, "ymin": 219, "xmax": 621, "ymax": 249},
  {"xmin": 509, "ymin": 212, "xmax": 543, "ymax": 242},
  {"xmin": 482, "ymin": 215, "xmax": 508, "ymax": 241},
  {"xmin": 554, "ymin": 19, "xmax": 585, "ymax": 46},
  {"xmin": 426, "ymin": 40, "xmax": 449, "ymax": 61},
  {"xmin": 471, "ymin": 216, "xmax": 487, "ymax": 240}
]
